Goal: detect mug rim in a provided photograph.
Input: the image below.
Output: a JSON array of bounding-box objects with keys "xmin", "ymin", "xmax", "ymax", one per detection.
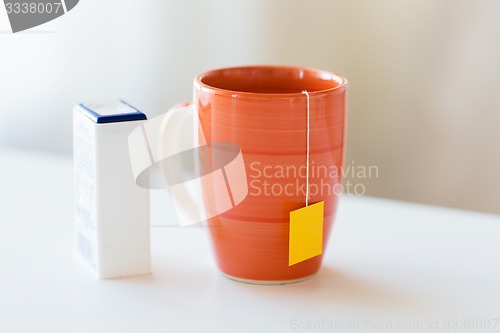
[{"xmin": 194, "ymin": 65, "xmax": 348, "ymax": 98}]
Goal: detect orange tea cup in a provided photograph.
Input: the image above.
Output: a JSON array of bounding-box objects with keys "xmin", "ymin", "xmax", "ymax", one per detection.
[{"xmin": 193, "ymin": 65, "xmax": 347, "ymax": 284}]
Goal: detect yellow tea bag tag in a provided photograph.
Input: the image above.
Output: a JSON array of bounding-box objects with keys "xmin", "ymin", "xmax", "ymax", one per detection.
[
  {"xmin": 289, "ymin": 91, "xmax": 324, "ymax": 266},
  {"xmin": 289, "ymin": 201, "xmax": 324, "ymax": 266}
]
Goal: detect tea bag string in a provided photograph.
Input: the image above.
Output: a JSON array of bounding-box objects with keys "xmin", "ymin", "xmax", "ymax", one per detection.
[{"xmin": 302, "ymin": 90, "xmax": 310, "ymax": 207}]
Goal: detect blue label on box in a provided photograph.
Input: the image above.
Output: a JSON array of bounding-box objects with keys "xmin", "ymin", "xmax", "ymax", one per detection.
[{"xmin": 79, "ymin": 100, "xmax": 147, "ymax": 124}]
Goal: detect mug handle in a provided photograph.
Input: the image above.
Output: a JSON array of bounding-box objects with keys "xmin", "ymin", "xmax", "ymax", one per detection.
[
  {"xmin": 158, "ymin": 103, "xmax": 209, "ymax": 225},
  {"xmin": 128, "ymin": 102, "xmax": 248, "ymax": 226}
]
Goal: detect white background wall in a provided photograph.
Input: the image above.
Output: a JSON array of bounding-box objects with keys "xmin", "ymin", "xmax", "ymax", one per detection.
[{"xmin": 1, "ymin": 0, "xmax": 499, "ymax": 214}]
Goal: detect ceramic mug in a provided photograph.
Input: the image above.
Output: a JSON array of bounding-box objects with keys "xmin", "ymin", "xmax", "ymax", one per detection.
[{"xmin": 193, "ymin": 65, "xmax": 347, "ymax": 284}]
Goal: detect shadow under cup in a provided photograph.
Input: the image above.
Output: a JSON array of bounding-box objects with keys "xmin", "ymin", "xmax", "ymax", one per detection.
[{"xmin": 195, "ymin": 66, "xmax": 347, "ymax": 283}]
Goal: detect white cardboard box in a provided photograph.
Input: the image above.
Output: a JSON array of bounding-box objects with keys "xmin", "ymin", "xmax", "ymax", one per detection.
[{"xmin": 73, "ymin": 100, "xmax": 150, "ymax": 278}]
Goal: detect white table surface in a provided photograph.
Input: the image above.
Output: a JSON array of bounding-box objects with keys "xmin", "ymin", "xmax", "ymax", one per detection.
[{"xmin": 1, "ymin": 148, "xmax": 499, "ymax": 333}]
